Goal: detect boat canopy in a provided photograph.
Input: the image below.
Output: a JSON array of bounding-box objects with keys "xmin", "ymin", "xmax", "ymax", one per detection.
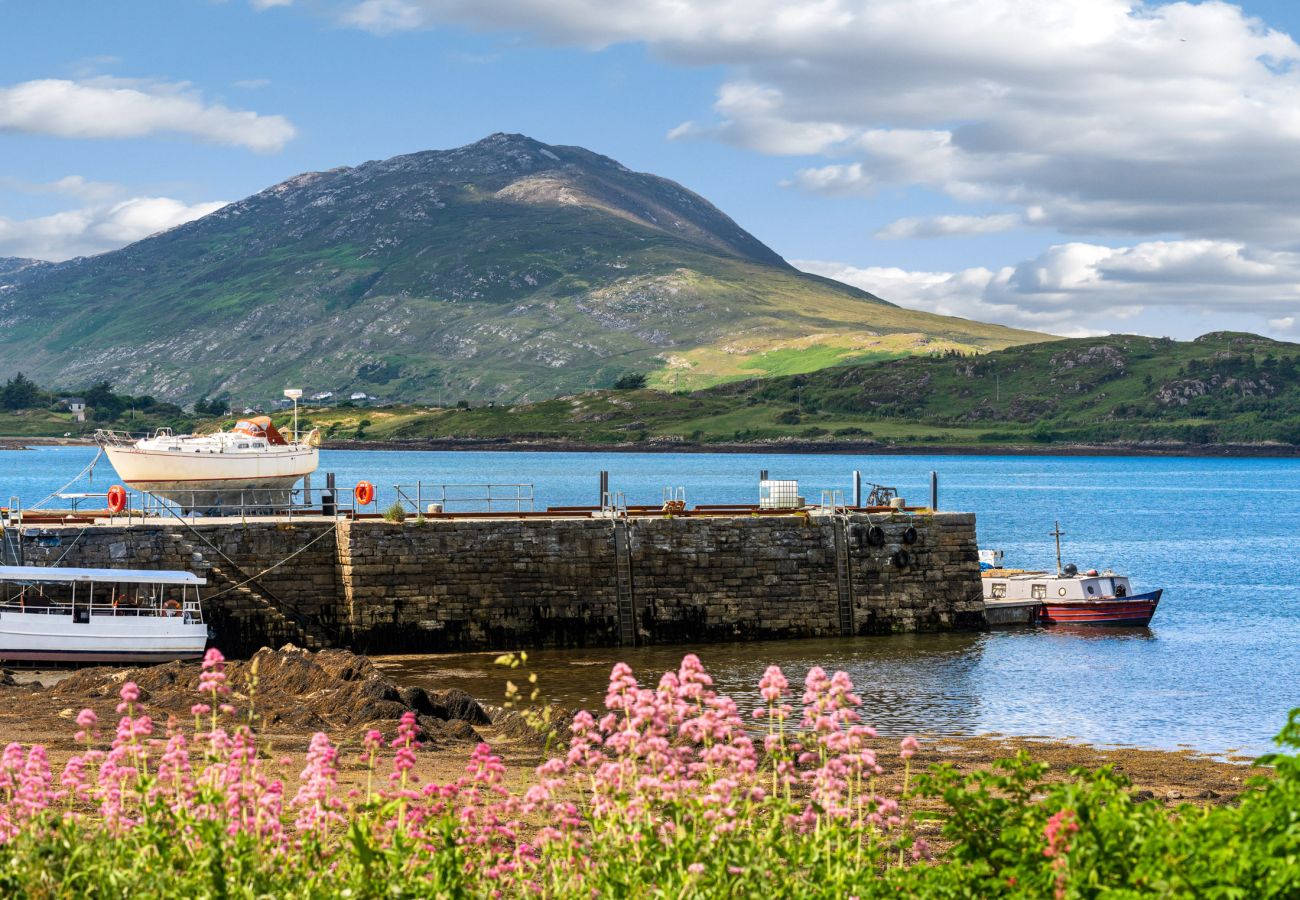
[
  {"xmin": 233, "ymin": 416, "xmax": 289, "ymax": 446},
  {"xmin": 0, "ymin": 566, "xmax": 205, "ymax": 586}
]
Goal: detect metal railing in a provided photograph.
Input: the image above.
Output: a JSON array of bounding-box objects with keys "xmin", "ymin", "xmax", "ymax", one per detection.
[
  {"xmin": 392, "ymin": 482, "xmax": 535, "ymax": 514},
  {"xmin": 131, "ymin": 486, "xmax": 368, "ymax": 521}
]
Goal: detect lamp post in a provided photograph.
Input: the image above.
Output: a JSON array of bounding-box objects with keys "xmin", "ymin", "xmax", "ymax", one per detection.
[{"xmin": 284, "ymin": 388, "xmax": 303, "ymax": 442}]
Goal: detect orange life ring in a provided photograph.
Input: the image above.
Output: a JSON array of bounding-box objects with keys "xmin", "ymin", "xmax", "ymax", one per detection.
[
  {"xmin": 107, "ymin": 485, "xmax": 128, "ymax": 514},
  {"xmin": 354, "ymin": 481, "xmax": 375, "ymax": 506}
]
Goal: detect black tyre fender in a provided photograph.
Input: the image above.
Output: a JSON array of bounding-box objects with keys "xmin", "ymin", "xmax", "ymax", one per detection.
[
  {"xmin": 892, "ymin": 549, "xmax": 912, "ymax": 568},
  {"xmin": 902, "ymin": 526, "xmax": 918, "ymax": 545},
  {"xmin": 867, "ymin": 525, "xmax": 886, "ymax": 546}
]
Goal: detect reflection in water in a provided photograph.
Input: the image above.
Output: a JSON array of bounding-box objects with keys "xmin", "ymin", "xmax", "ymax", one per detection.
[
  {"xmin": 374, "ymin": 624, "xmax": 1266, "ymax": 757},
  {"xmin": 376, "ymin": 634, "xmax": 990, "ymax": 733}
]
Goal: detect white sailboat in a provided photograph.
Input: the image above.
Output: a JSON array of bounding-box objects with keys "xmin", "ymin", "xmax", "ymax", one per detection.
[{"xmin": 97, "ymin": 390, "xmax": 319, "ymax": 512}]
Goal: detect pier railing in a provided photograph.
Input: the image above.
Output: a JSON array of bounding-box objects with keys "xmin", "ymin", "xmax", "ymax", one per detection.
[{"xmin": 391, "ymin": 482, "xmax": 535, "ymax": 514}]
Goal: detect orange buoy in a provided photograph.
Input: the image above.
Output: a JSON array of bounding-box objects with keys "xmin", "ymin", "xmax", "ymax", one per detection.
[
  {"xmin": 107, "ymin": 484, "xmax": 128, "ymax": 514},
  {"xmin": 354, "ymin": 480, "xmax": 375, "ymax": 506}
]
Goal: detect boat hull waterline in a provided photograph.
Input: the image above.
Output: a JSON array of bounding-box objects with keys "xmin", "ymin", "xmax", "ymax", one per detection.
[
  {"xmin": 1039, "ymin": 589, "xmax": 1162, "ymax": 627},
  {"xmin": 0, "ymin": 611, "xmax": 207, "ymax": 663}
]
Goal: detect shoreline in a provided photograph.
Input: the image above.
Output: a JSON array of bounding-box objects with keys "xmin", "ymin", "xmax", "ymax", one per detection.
[
  {"xmin": 3, "ymin": 434, "xmax": 1299, "ymax": 458},
  {"xmin": 321, "ymin": 436, "xmax": 1300, "ymax": 458},
  {"xmin": 0, "ymin": 649, "xmax": 1264, "ymax": 808}
]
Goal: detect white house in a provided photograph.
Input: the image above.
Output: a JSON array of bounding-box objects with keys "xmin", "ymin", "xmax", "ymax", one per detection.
[{"xmin": 61, "ymin": 397, "xmax": 86, "ymax": 423}]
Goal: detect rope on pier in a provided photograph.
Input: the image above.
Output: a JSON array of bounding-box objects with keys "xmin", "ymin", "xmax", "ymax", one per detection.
[{"xmin": 202, "ymin": 524, "xmax": 339, "ymax": 602}]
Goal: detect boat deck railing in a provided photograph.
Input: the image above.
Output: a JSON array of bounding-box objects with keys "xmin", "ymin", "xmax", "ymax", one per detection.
[{"xmin": 0, "ymin": 598, "xmax": 201, "ymax": 619}]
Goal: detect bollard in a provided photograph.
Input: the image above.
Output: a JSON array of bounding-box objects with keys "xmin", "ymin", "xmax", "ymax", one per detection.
[
  {"xmin": 853, "ymin": 471, "xmax": 862, "ymax": 508},
  {"xmin": 599, "ymin": 470, "xmax": 609, "ymax": 507},
  {"xmin": 930, "ymin": 471, "xmax": 939, "ymax": 511},
  {"xmin": 760, "ymin": 469, "xmax": 769, "ymax": 481}
]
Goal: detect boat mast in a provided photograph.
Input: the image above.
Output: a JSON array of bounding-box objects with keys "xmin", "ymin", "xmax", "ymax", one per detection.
[
  {"xmin": 284, "ymin": 388, "xmax": 303, "ymax": 443},
  {"xmin": 1050, "ymin": 521, "xmax": 1065, "ymax": 576}
]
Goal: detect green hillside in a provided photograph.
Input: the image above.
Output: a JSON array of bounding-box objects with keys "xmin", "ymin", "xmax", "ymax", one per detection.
[
  {"xmin": 0, "ymin": 134, "xmax": 1041, "ymax": 405},
  {"xmin": 283, "ymin": 332, "xmax": 1300, "ymax": 449}
]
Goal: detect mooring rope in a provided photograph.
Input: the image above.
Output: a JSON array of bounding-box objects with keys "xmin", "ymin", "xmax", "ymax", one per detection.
[
  {"xmin": 202, "ymin": 524, "xmax": 338, "ymax": 601},
  {"xmin": 29, "ymin": 445, "xmax": 103, "ymax": 511}
]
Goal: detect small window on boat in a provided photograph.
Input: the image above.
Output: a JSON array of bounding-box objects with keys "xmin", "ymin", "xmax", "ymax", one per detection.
[
  {"xmin": 1086, "ymin": 584, "xmax": 1096, "ymax": 595},
  {"xmin": 1058, "ymin": 587, "xmax": 1068, "ymax": 597},
  {"xmin": 990, "ymin": 583, "xmax": 1006, "ymax": 599},
  {"xmin": 237, "ymin": 443, "xmax": 250, "ymax": 449},
  {"xmin": 1031, "ymin": 583, "xmax": 1046, "ymax": 600}
]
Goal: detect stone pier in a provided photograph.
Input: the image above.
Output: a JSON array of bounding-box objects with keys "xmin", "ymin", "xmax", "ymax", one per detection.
[{"xmin": 15, "ymin": 512, "xmax": 985, "ymax": 656}]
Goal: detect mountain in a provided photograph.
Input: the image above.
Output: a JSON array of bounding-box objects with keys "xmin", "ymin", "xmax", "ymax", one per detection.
[
  {"xmin": 316, "ymin": 332, "xmax": 1300, "ymax": 449},
  {"xmin": 0, "ymin": 257, "xmax": 49, "ymax": 282},
  {"xmin": 0, "ymin": 134, "xmax": 1043, "ymax": 403}
]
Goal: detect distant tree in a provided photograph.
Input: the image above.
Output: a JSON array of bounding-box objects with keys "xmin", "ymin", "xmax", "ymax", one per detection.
[
  {"xmin": 83, "ymin": 381, "xmax": 126, "ymax": 419},
  {"xmin": 456, "ymin": 400, "xmax": 470, "ymax": 409},
  {"xmin": 194, "ymin": 397, "xmax": 230, "ymax": 416},
  {"xmin": 613, "ymin": 373, "xmax": 648, "ymax": 390},
  {"xmin": 0, "ymin": 373, "xmax": 40, "ymax": 410}
]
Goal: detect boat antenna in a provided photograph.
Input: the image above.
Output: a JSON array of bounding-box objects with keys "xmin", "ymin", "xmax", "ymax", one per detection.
[
  {"xmin": 1050, "ymin": 520, "xmax": 1065, "ymax": 576},
  {"xmin": 284, "ymin": 389, "xmax": 303, "ymax": 443}
]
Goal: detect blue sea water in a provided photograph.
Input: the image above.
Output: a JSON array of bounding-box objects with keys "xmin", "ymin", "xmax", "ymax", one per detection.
[{"xmin": 3, "ymin": 446, "xmax": 1298, "ymax": 755}]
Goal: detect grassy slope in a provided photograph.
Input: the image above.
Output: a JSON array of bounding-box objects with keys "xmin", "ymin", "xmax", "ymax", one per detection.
[{"xmin": 245, "ymin": 332, "xmax": 1300, "ymax": 448}]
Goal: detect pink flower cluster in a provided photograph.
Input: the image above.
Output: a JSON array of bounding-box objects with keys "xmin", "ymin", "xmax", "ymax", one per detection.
[{"xmin": 0, "ymin": 648, "xmax": 924, "ymax": 889}]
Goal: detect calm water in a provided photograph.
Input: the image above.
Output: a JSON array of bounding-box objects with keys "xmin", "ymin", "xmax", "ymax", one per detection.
[{"xmin": 5, "ymin": 445, "xmax": 1299, "ymax": 755}]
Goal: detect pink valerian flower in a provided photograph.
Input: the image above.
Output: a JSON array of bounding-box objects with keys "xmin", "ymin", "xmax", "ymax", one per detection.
[
  {"xmin": 199, "ymin": 648, "xmax": 231, "ymax": 698},
  {"xmin": 15, "ymin": 746, "xmax": 52, "ymax": 818},
  {"xmin": 60, "ymin": 755, "xmax": 89, "ymax": 802},
  {"xmin": 292, "ymin": 732, "xmax": 343, "ymax": 835},
  {"xmin": 389, "ymin": 712, "xmax": 421, "ymax": 792},
  {"xmin": 1044, "ymin": 808, "xmax": 1080, "ymax": 899},
  {"xmin": 1043, "ymin": 808, "xmax": 1079, "ymax": 858}
]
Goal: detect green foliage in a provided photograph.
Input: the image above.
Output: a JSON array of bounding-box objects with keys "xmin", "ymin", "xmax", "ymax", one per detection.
[
  {"xmin": 193, "ymin": 396, "xmax": 230, "ymax": 416},
  {"xmin": 0, "ymin": 372, "xmax": 43, "ymax": 410},
  {"xmin": 382, "ymin": 501, "xmax": 406, "ymax": 523},
  {"xmin": 613, "ymin": 372, "xmax": 648, "ymax": 390}
]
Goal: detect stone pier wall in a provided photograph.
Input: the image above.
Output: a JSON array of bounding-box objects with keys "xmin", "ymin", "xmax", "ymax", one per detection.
[{"xmin": 15, "ymin": 512, "xmax": 984, "ymax": 655}]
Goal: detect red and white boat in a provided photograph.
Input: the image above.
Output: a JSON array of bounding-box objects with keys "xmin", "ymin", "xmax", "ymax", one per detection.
[{"xmin": 980, "ymin": 525, "xmax": 1162, "ymax": 627}]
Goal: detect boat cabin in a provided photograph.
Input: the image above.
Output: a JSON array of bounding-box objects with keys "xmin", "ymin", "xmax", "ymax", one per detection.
[
  {"xmin": 984, "ymin": 570, "xmax": 1134, "ymax": 602},
  {"xmin": 0, "ymin": 566, "xmax": 205, "ymax": 624}
]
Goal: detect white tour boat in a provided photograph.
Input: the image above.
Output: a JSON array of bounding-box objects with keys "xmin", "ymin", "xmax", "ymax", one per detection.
[
  {"xmin": 0, "ymin": 566, "xmax": 208, "ymax": 663},
  {"xmin": 97, "ymin": 414, "xmax": 319, "ymax": 512}
]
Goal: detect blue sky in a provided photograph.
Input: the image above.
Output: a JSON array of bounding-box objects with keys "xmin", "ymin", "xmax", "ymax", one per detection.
[{"xmin": 5, "ymin": 0, "xmax": 1300, "ymax": 340}]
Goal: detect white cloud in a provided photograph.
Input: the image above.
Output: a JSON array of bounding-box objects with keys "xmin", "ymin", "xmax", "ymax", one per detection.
[
  {"xmin": 234, "ymin": 78, "xmax": 272, "ymax": 90},
  {"xmin": 0, "ymin": 175, "xmax": 123, "ymax": 204},
  {"xmin": 797, "ymin": 239, "xmax": 1300, "ymax": 336},
  {"xmin": 341, "ymin": 0, "xmax": 429, "ymax": 33},
  {"xmin": 0, "ymin": 196, "xmax": 228, "ymax": 262},
  {"xmin": 0, "ymin": 78, "xmax": 295, "ymax": 152},
  {"xmin": 327, "ymin": 1, "xmax": 1300, "ymax": 247},
  {"xmin": 251, "ymin": 0, "xmax": 293, "ymax": 8},
  {"xmin": 875, "ymin": 213, "xmax": 1022, "ymax": 239}
]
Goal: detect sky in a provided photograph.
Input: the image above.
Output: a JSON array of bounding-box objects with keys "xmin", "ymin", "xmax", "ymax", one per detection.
[{"xmin": 5, "ymin": 0, "xmax": 1300, "ymax": 340}]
